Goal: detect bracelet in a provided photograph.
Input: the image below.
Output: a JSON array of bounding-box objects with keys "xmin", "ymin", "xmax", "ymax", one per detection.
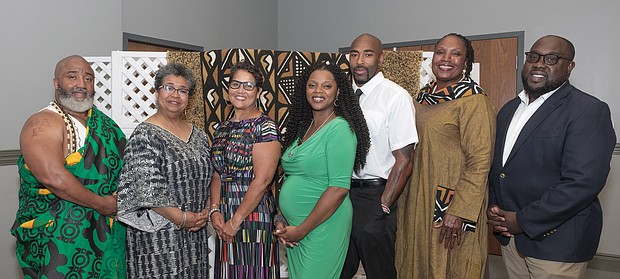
[
  {"xmin": 210, "ymin": 203, "xmax": 219, "ymax": 209},
  {"xmin": 381, "ymin": 203, "xmax": 391, "ymax": 215},
  {"xmin": 175, "ymin": 211, "xmax": 187, "ymax": 230},
  {"xmin": 273, "ymin": 214, "xmax": 288, "ymax": 226},
  {"xmin": 207, "ymin": 207, "xmax": 220, "ymax": 222},
  {"xmin": 229, "ymin": 219, "xmax": 239, "ymax": 231}
]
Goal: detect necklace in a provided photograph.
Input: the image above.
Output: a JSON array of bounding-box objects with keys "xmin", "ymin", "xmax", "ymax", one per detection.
[
  {"xmin": 287, "ymin": 111, "xmax": 334, "ymax": 158},
  {"xmin": 51, "ymin": 101, "xmax": 79, "ymax": 154},
  {"xmin": 231, "ymin": 107, "xmax": 258, "ymax": 122}
]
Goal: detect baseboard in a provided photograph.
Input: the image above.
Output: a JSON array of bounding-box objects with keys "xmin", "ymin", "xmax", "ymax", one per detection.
[
  {"xmin": 0, "ymin": 150, "xmax": 20, "ymax": 166},
  {"xmin": 589, "ymin": 253, "xmax": 620, "ymax": 273}
]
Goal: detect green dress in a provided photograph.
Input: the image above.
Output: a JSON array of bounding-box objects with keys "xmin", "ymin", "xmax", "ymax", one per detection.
[{"xmin": 280, "ymin": 117, "xmax": 355, "ymax": 279}]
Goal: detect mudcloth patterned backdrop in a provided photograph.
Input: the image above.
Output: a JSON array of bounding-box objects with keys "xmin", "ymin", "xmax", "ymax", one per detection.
[{"xmin": 166, "ymin": 48, "xmax": 422, "ymax": 277}]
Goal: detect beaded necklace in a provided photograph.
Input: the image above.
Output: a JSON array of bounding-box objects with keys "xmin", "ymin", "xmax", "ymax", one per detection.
[{"xmin": 50, "ymin": 101, "xmax": 79, "ymax": 154}]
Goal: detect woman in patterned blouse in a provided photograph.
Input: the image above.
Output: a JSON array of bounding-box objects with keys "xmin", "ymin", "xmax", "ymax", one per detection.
[
  {"xmin": 209, "ymin": 61, "xmax": 282, "ymax": 278},
  {"xmin": 117, "ymin": 63, "xmax": 213, "ymax": 278}
]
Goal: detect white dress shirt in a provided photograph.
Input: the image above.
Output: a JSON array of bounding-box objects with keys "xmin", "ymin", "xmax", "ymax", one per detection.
[
  {"xmin": 352, "ymin": 72, "xmax": 418, "ymax": 179},
  {"xmin": 502, "ymin": 88, "xmax": 560, "ymax": 166}
]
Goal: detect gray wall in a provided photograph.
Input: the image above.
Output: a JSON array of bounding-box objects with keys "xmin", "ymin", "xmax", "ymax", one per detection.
[
  {"xmin": 0, "ymin": 165, "xmax": 20, "ymax": 277},
  {"xmin": 121, "ymin": 0, "xmax": 278, "ymax": 51},
  {"xmin": 278, "ymin": 0, "xmax": 620, "ymax": 257},
  {"xmin": 0, "ymin": 1, "xmax": 123, "ymax": 150},
  {"xmin": 278, "ymin": 0, "xmax": 620, "ymax": 132},
  {"xmin": 0, "ymin": 0, "xmax": 278, "ymax": 150},
  {"xmin": 0, "ymin": 1, "xmax": 278, "ymax": 277},
  {"xmin": 3, "ymin": 0, "xmax": 620, "ymax": 277}
]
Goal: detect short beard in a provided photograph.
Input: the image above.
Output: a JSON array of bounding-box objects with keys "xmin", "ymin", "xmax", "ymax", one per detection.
[
  {"xmin": 353, "ymin": 66, "xmax": 376, "ymax": 85},
  {"xmin": 57, "ymin": 87, "xmax": 94, "ymax": 113},
  {"xmin": 521, "ymin": 73, "xmax": 566, "ymax": 99}
]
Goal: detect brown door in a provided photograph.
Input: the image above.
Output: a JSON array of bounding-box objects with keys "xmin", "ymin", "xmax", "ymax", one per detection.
[
  {"xmin": 386, "ymin": 36, "xmax": 518, "ymax": 112},
  {"xmin": 385, "ymin": 34, "xmax": 521, "ymax": 255}
]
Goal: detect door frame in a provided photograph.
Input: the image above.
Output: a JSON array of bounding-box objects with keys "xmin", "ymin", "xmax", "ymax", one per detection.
[
  {"xmin": 122, "ymin": 32, "xmax": 204, "ymax": 52},
  {"xmin": 386, "ymin": 31, "xmax": 524, "ymax": 93},
  {"xmin": 340, "ymin": 31, "xmax": 525, "ymax": 94}
]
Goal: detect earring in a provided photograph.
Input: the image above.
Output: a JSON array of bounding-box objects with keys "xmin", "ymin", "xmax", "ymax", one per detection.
[{"xmin": 334, "ymin": 97, "xmax": 340, "ymax": 107}]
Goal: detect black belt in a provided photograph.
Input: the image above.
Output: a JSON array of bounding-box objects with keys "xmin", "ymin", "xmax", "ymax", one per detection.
[{"xmin": 350, "ymin": 178, "xmax": 387, "ymax": 188}]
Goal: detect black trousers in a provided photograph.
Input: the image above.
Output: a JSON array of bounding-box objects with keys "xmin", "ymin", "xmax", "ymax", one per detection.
[{"xmin": 340, "ymin": 182, "xmax": 397, "ymax": 279}]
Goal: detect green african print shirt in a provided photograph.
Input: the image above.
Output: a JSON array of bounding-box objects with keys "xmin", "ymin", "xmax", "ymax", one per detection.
[{"xmin": 11, "ymin": 107, "xmax": 127, "ymax": 279}]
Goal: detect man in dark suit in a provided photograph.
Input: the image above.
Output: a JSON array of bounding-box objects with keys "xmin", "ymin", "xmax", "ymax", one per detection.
[{"xmin": 487, "ymin": 35, "xmax": 616, "ymax": 278}]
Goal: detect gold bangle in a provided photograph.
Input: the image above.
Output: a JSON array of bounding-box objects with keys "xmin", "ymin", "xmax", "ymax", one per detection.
[{"xmin": 229, "ymin": 220, "xmax": 239, "ymax": 231}]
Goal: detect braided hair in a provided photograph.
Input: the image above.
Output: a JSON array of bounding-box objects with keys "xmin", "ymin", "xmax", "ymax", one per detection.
[
  {"xmin": 282, "ymin": 61, "xmax": 370, "ymax": 172},
  {"xmin": 439, "ymin": 33, "xmax": 474, "ymax": 78}
]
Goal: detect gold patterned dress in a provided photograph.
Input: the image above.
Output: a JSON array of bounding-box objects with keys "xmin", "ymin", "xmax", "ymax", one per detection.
[{"xmin": 396, "ymin": 91, "xmax": 495, "ymax": 279}]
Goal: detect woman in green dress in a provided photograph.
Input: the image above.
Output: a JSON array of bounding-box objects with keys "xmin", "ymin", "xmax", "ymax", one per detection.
[{"xmin": 275, "ymin": 61, "xmax": 370, "ymax": 279}]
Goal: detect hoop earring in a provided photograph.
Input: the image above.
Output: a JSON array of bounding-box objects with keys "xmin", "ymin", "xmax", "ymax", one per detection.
[{"xmin": 334, "ymin": 97, "xmax": 340, "ymax": 107}]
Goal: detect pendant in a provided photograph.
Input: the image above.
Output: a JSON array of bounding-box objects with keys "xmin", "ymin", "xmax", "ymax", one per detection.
[{"xmin": 287, "ymin": 142, "xmax": 301, "ymax": 158}]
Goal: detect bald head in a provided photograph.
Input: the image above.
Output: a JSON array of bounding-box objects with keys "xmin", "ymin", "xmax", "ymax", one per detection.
[
  {"xmin": 534, "ymin": 35, "xmax": 575, "ymax": 60},
  {"xmin": 349, "ymin": 33, "xmax": 385, "ymax": 86},
  {"xmin": 522, "ymin": 35, "xmax": 576, "ymax": 99},
  {"xmin": 351, "ymin": 33, "xmax": 383, "ymax": 53},
  {"xmin": 53, "ymin": 55, "xmax": 95, "ymax": 113},
  {"xmin": 55, "ymin": 55, "xmax": 90, "ymax": 79}
]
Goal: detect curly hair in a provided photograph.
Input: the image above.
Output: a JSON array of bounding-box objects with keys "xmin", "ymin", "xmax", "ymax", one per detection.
[
  {"xmin": 282, "ymin": 61, "xmax": 370, "ymax": 173},
  {"xmin": 230, "ymin": 60, "xmax": 264, "ymax": 89},
  {"xmin": 154, "ymin": 63, "xmax": 196, "ymax": 96},
  {"xmin": 439, "ymin": 33, "xmax": 474, "ymax": 78}
]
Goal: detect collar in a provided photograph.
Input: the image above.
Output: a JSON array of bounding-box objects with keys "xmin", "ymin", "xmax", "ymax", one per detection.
[
  {"xmin": 352, "ymin": 72, "xmax": 385, "ymax": 97},
  {"xmin": 518, "ymin": 82, "xmax": 565, "ymax": 106}
]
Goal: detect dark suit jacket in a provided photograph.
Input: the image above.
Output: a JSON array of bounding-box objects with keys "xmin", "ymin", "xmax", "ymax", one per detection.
[{"xmin": 489, "ymin": 82, "xmax": 616, "ymax": 262}]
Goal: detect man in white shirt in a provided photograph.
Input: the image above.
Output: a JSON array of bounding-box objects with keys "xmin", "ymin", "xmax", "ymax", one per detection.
[
  {"xmin": 340, "ymin": 33, "xmax": 418, "ymax": 279},
  {"xmin": 487, "ymin": 35, "xmax": 616, "ymax": 279}
]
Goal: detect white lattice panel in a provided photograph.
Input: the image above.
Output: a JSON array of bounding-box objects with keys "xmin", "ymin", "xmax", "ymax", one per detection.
[
  {"xmin": 420, "ymin": 52, "xmax": 435, "ymax": 88},
  {"xmin": 111, "ymin": 51, "xmax": 167, "ymax": 136},
  {"xmin": 420, "ymin": 51, "xmax": 480, "ymax": 88},
  {"xmin": 86, "ymin": 57, "xmax": 113, "ymax": 117}
]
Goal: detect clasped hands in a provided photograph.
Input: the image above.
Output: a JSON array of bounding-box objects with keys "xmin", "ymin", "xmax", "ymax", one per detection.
[
  {"xmin": 273, "ymin": 221, "xmax": 305, "ymax": 248},
  {"xmin": 210, "ymin": 212, "xmax": 241, "ymax": 243},
  {"xmin": 486, "ymin": 205, "xmax": 522, "ymax": 237},
  {"xmin": 182, "ymin": 209, "xmax": 210, "ymax": 232}
]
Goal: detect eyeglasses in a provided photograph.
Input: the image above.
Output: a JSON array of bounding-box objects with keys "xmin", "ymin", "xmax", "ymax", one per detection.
[
  {"xmin": 229, "ymin": 80, "xmax": 257, "ymax": 91},
  {"xmin": 159, "ymin": 84, "xmax": 190, "ymax": 95},
  {"xmin": 525, "ymin": 52, "xmax": 571, "ymax": 65}
]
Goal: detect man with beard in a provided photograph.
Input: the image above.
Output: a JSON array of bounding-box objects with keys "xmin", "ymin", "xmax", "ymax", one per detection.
[
  {"xmin": 340, "ymin": 34, "xmax": 417, "ymax": 279},
  {"xmin": 487, "ymin": 35, "xmax": 616, "ymax": 278},
  {"xmin": 11, "ymin": 55, "xmax": 127, "ymax": 279}
]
